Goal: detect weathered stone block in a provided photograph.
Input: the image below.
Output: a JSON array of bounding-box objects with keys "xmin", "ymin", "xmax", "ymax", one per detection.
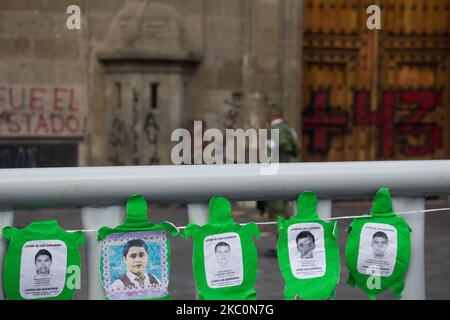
[
  {"xmin": 0, "ymin": 0, "xmax": 84, "ymax": 12},
  {"xmin": 0, "ymin": 38, "xmax": 32, "ymax": 59},
  {"xmin": 32, "ymin": 38, "xmax": 82, "ymax": 59},
  {"xmin": 0, "ymin": 12, "xmax": 4, "ymax": 35},
  {"xmin": 54, "ymin": 62, "xmax": 86, "ymax": 84},
  {"xmin": 217, "ymin": 64, "xmax": 242, "ymax": 90},
  {"xmin": 90, "ymin": 0, "xmax": 125, "ymax": 13}
]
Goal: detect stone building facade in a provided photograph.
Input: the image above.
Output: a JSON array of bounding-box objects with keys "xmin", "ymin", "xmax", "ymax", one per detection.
[{"xmin": 0, "ymin": 0, "xmax": 303, "ymax": 167}]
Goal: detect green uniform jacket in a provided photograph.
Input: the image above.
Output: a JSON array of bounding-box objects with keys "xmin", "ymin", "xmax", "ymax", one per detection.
[{"xmin": 269, "ymin": 120, "xmax": 299, "ymax": 163}]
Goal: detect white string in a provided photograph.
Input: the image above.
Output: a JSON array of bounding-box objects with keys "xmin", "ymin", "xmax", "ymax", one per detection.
[
  {"xmin": 1, "ymin": 207, "xmax": 448, "ymax": 234},
  {"xmin": 63, "ymin": 207, "xmax": 450, "ymax": 233}
]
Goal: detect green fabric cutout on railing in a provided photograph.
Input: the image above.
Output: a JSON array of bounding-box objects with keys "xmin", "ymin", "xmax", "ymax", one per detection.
[
  {"xmin": 2, "ymin": 220, "xmax": 85, "ymax": 300},
  {"xmin": 182, "ymin": 196, "xmax": 260, "ymax": 300},
  {"xmin": 345, "ymin": 187, "xmax": 412, "ymax": 300},
  {"xmin": 97, "ymin": 194, "xmax": 179, "ymax": 300},
  {"xmin": 277, "ymin": 192, "xmax": 340, "ymax": 300}
]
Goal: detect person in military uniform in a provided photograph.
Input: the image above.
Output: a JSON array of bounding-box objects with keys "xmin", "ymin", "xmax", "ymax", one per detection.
[
  {"xmin": 266, "ymin": 102, "xmax": 299, "ymax": 163},
  {"xmin": 259, "ymin": 102, "xmax": 299, "ymax": 257}
]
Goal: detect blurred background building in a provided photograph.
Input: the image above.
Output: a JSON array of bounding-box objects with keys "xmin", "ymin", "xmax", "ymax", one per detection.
[
  {"xmin": 0, "ymin": 0, "xmax": 302, "ymax": 167},
  {"xmin": 0, "ymin": 0, "xmax": 449, "ymax": 167},
  {"xmin": 302, "ymin": 0, "xmax": 449, "ymax": 162}
]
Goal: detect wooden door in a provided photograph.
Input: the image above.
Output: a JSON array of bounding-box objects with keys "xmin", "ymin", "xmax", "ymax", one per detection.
[{"xmin": 301, "ymin": 0, "xmax": 450, "ymax": 161}]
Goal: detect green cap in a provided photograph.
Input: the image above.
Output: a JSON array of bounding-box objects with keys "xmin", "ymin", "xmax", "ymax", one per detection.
[{"xmin": 268, "ymin": 102, "xmax": 283, "ymax": 116}]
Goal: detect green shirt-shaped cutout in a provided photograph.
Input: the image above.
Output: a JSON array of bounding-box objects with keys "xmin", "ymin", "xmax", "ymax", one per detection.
[
  {"xmin": 277, "ymin": 192, "xmax": 340, "ymax": 300},
  {"xmin": 182, "ymin": 196, "xmax": 260, "ymax": 300},
  {"xmin": 97, "ymin": 194, "xmax": 179, "ymax": 300},
  {"xmin": 2, "ymin": 220, "xmax": 85, "ymax": 300},
  {"xmin": 345, "ymin": 188, "xmax": 412, "ymax": 300}
]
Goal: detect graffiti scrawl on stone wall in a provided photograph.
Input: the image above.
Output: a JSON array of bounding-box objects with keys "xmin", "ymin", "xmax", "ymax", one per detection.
[
  {"xmin": 224, "ymin": 91, "xmax": 243, "ymax": 129},
  {"xmin": 144, "ymin": 112, "xmax": 160, "ymax": 165},
  {"xmin": 107, "ymin": 84, "xmax": 161, "ymax": 166},
  {"xmin": 131, "ymin": 88, "xmax": 140, "ymax": 165},
  {"xmin": 0, "ymin": 85, "xmax": 87, "ymax": 137}
]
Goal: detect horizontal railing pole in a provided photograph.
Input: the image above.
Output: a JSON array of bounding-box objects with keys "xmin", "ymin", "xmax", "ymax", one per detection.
[{"xmin": 0, "ymin": 161, "xmax": 450, "ymax": 208}]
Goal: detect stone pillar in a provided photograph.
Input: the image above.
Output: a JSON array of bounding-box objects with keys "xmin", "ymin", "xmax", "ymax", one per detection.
[{"xmin": 280, "ymin": 0, "xmax": 303, "ymax": 138}]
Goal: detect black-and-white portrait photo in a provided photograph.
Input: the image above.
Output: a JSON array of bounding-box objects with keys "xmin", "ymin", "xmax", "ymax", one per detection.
[
  {"xmin": 296, "ymin": 231, "xmax": 316, "ymax": 259},
  {"xmin": 34, "ymin": 249, "xmax": 53, "ymax": 278},
  {"xmin": 204, "ymin": 232, "xmax": 243, "ymax": 288},
  {"xmin": 20, "ymin": 240, "xmax": 67, "ymax": 299},
  {"xmin": 214, "ymin": 241, "xmax": 231, "ymax": 269},
  {"xmin": 357, "ymin": 223, "xmax": 397, "ymax": 277},
  {"xmin": 288, "ymin": 223, "xmax": 326, "ymax": 279},
  {"xmin": 371, "ymin": 231, "xmax": 388, "ymax": 259}
]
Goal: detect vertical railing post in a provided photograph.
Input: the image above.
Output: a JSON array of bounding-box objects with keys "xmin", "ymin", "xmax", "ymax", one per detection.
[
  {"xmin": 317, "ymin": 199, "xmax": 332, "ymax": 219},
  {"xmin": 187, "ymin": 203, "xmax": 208, "ymax": 298},
  {"xmin": 187, "ymin": 203, "xmax": 209, "ymax": 226},
  {"xmin": 392, "ymin": 197, "xmax": 426, "ymax": 300},
  {"xmin": 81, "ymin": 206, "xmax": 124, "ymax": 300},
  {"xmin": 0, "ymin": 209, "xmax": 14, "ymax": 300}
]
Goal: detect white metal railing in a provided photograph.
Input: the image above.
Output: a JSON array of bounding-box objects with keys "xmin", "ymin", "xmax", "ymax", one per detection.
[{"xmin": 1, "ymin": 160, "xmax": 450, "ymax": 299}]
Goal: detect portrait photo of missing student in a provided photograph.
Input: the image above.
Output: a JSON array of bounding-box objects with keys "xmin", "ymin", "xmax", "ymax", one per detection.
[
  {"xmin": 288, "ymin": 223, "xmax": 326, "ymax": 279},
  {"xmin": 109, "ymin": 239, "xmax": 160, "ymax": 290},
  {"xmin": 34, "ymin": 249, "xmax": 53, "ymax": 278},
  {"xmin": 214, "ymin": 241, "xmax": 231, "ymax": 269},
  {"xmin": 204, "ymin": 232, "xmax": 243, "ymax": 289},
  {"xmin": 20, "ymin": 240, "xmax": 67, "ymax": 299},
  {"xmin": 101, "ymin": 231, "xmax": 169, "ymax": 300},
  {"xmin": 357, "ymin": 223, "xmax": 398, "ymax": 277},
  {"xmin": 296, "ymin": 231, "xmax": 316, "ymax": 259},
  {"xmin": 371, "ymin": 231, "xmax": 388, "ymax": 259}
]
